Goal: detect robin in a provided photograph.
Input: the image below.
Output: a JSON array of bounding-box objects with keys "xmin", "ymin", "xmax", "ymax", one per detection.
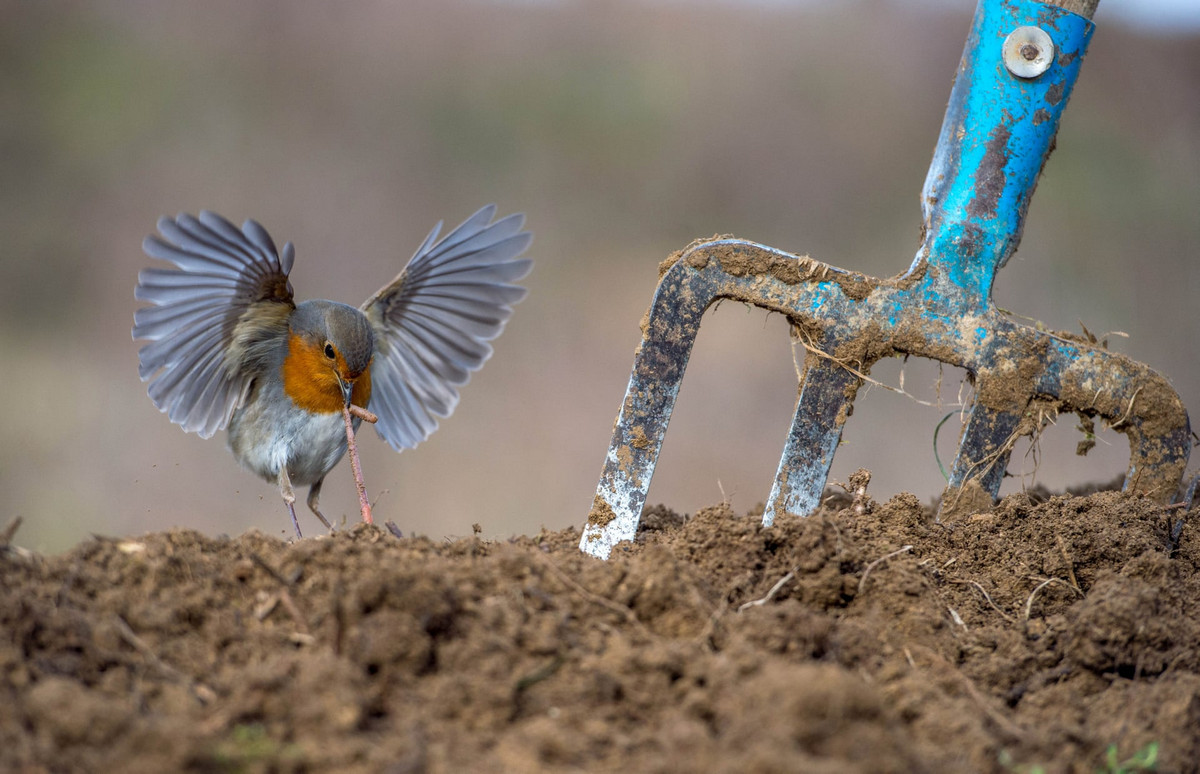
[{"xmin": 133, "ymin": 205, "xmax": 532, "ymax": 537}]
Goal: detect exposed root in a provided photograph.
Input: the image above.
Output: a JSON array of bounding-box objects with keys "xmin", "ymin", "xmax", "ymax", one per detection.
[
  {"xmin": 948, "ymin": 578, "xmax": 1014, "ymax": 623},
  {"xmin": 858, "ymin": 545, "xmax": 914, "ymax": 596},
  {"xmin": 535, "ymin": 553, "xmax": 648, "ymax": 635},
  {"xmin": 249, "ymin": 553, "xmax": 311, "ymax": 637},
  {"xmin": 113, "ymin": 616, "xmax": 217, "ymax": 705},
  {"xmin": 1108, "ymin": 386, "xmax": 1144, "ymax": 431},
  {"xmin": 791, "ymin": 329, "xmax": 961, "ymax": 410},
  {"xmin": 1, "ymin": 515, "xmax": 23, "ymax": 546},
  {"xmin": 738, "ymin": 570, "xmax": 796, "ymax": 613},
  {"xmin": 913, "ymin": 645, "xmax": 1027, "ymax": 742},
  {"xmin": 1022, "ymin": 577, "xmax": 1084, "ymax": 622},
  {"xmin": 717, "ymin": 479, "xmax": 733, "ymax": 509},
  {"xmin": 943, "ymin": 399, "xmax": 1060, "ymax": 514}
]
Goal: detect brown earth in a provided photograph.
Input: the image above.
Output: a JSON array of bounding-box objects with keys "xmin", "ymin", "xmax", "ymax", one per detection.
[{"xmin": 3, "ymin": 482, "xmax": 1198, "ymax": 773}]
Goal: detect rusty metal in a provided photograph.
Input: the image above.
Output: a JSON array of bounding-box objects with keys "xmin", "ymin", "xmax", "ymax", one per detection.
[{"xmin": 580, "ymin": 0, "xmax": 1191, "ymax": 560}]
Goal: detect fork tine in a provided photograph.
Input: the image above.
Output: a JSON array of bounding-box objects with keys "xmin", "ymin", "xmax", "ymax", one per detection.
[{"xmin": 763, "ymin": 353, "xmax": 861, "ymax": 526}]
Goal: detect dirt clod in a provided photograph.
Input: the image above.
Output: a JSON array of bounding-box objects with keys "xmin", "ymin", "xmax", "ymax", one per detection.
[{"xmin": 3, "ymin": 489, "xmax": 1199, "ymax": 772}]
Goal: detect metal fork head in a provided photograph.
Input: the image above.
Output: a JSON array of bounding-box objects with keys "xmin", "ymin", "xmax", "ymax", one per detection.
[{"xmin": 580, "ymin": 0, "xmax": 1191, "ymax": 559}]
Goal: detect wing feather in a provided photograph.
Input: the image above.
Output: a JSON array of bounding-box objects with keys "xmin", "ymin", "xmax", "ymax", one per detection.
[
  {"xmin": 361, "ymin": 205, "xmax": 531, "ymax": 451},
  {"xmin": 155, "ymin": 219, "xmax": 247, "ymax": 273},
  {"xmin": 133, "ymin": 211, "xmax": 295, "ymax": 438}
]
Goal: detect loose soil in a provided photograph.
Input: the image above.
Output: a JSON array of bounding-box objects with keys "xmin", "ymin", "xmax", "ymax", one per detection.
[{"xmin": 3, "ymin": 483, "xmax": 1199, "ymax": 773}]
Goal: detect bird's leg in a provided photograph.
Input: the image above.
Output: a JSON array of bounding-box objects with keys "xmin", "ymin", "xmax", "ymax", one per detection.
[
  {"xmin": 306, "ymin": 478, "xmax": 334, "ymax": 531},
  {"xmin": 277, "ymin": 466, "xmax": 303, "ymax": 539},
  {"xmin": 342, "ymin": 404, "xmax": 374, "ymax": 524}
]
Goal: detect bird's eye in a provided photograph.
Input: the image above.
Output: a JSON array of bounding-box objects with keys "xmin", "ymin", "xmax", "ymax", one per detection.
[{"xmin": 323, "ymin": 343, "xmax": 336, "ymax": 359}]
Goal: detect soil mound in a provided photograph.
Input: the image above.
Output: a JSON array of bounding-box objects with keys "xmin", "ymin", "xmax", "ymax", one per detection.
[{"xmin": 3, "ymin": 487, "xmax": 1198, "ymax": 772}]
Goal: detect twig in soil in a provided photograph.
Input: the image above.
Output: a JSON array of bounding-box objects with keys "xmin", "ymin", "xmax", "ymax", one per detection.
[
  {"xmin": 276, "ymin": 593, "xmax": 310, "ymax": 636},
  {"xmin": 949, "ymin": 579, "xmax": 1014, "ymax": 623},
  {"xmin": 737, "ymin": 570, "xmax": 796, "ymax": 613},
  {"xmin": 342, "ymin": 405, "xmax": 374, "ymax": 524},
  {"xmin": 249, "ymin": 552, "xmax": 292, "ymax": 586},
  {"xmin": 280, "ymin": 591, "xmax": 310, "ymax": 630},
  {"xmin": 694, "ymin": 600, "xmax": 730, "ymax": 652},
  {"xmin": 1022, "ymin": 577, "xmax": 1084, "ymax": 622},
  {"xmin": 113, "ymin": 615, "xmax": 216, "ymax": 704},
  {"xmin": 832, "ymin": 469, "xmax": 874, "ymax": 515},
  {"xmin": 0, "ymin": 516, "xmax": 35, "ymax": 562},
  {"xmin": 0, "ymin": 515, "xmax": 22, "ymax": 545},
  {"xmin": 858, "ymin": 545, "xmax": 914, "ymax": 596},
  {"xmin": 249, "ymin": 553, "xmax": 311, "ymax": 636},
  {"xmin": 915, "ymin": 645, "xmax": 1026, "ymax": 741},
  {"xmin": 1055, "ymin": 534, "xmax": 1082, "ymax": 593},
  {"xmin": 253, "ymin": 593, "xmax": 279, "ymax": 621},
  {"xmin": 514, "ymin": 654, "xmax": 566, "ymax": 693},
  {"xmin": 535, "ymin": 553, "xmax": 647, "ymax": 634},
  {"xmin": 509, "ymin": 653, "xmax": 568, "ymax": 723}
]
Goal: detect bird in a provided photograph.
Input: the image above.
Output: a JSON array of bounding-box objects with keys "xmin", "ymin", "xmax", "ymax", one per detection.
[{"xmin": 132, "ymin": 205, "xmax": 532, "ymax": 537}]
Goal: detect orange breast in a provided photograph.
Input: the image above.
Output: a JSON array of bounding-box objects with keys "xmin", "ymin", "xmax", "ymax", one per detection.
[{"xmin": 282, "ymin": 333, "xmax": 372, "ymax": 414}]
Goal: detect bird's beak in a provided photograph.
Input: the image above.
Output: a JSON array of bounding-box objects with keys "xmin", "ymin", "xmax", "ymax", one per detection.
[{"xmin": 337, "ymin": 373, "xmax": 354, "ymax": 408}]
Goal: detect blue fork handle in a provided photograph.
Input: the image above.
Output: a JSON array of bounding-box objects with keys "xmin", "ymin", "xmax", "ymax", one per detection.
[{"xmin": 909, "ymin": 0, "xmax": 1093, "ymax": 308}]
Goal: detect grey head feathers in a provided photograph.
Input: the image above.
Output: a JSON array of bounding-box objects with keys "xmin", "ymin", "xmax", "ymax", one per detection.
[{"xmin": 290, "ymin": 300, "xmax": 375, "ymax": 375}]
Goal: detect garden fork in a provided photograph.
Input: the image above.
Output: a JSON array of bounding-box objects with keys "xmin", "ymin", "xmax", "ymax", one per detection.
[{"xmin": 581, "ymin": 0, "xmax": 1191, "ymax": 559}]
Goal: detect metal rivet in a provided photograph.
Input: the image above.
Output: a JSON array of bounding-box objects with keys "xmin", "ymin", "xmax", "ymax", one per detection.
[{"xmin": 1002, "ymin": 26, "xmax": 1055, "ymax": 79}]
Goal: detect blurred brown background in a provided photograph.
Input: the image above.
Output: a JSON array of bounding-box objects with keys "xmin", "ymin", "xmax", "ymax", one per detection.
[{"xmin": 2, "ymin": 1, "xmax": 1197, "ymax": 553}]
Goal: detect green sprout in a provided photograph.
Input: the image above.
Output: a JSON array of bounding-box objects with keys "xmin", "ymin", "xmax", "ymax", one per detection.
[{"xmin": 1101, "ymin": 741, "xmax": 1158, "ymax": 774}]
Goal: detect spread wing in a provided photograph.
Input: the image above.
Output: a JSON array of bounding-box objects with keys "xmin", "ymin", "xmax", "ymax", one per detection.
[
  {"xmin": 133, "ymin": 211, "xmax": 296, "ymax": 438},
  {"xmin": 362, "ymin": 204, "xmax": 533, "ymax": 451}
]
